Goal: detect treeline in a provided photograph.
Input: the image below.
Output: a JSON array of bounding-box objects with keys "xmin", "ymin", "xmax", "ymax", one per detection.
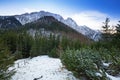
[{"xmin": 0, "ymin": 29, "xmax": 82, "ymax": 59}]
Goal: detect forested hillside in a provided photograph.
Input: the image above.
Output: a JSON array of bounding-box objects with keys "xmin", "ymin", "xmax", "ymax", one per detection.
[{"xmin": 0, "ymin": 16, "xmax": 120, "ymax": 80}]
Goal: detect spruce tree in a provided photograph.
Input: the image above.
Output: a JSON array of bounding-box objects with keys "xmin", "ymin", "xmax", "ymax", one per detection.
[
  {"xmin": 102, "ymin": 18, "xmax": 111, "ymax": 41},
  {"xmin": 115, "ymin": 21, "xmax": 120, "ymax": 40},
  {"xmin": 114, "ymin": 21, "xmax": 120, "ymax": 49}
]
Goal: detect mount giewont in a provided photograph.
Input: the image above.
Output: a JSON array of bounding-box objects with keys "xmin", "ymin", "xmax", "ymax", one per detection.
[{"xmin": 0, "ymin": 11, "xmax": 101, "ymax": 41}]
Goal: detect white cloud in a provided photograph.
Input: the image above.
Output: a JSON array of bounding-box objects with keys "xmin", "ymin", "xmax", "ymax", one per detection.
[{"xmin": 70, "ymin": 11, "xmax": 119, "ymax": 30}]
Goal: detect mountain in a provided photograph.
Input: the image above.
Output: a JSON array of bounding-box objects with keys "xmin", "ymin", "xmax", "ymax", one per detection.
[
  {"xmin": 15, "ymin": 11, "xmax": 101, "ymax": 41},
  {"xmin": 64, "ymin": 18, "xmax": 101, "ymax": 41},
  {"xmin": 24, "ymin": 16, "xmax": 91, "ymax": 43},
  {"xmin": 0, "ymin": 16, "xmax": 22, "ymax": 29}
]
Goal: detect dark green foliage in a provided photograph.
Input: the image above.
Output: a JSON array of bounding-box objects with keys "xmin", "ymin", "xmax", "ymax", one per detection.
[
  {"xmin": 114, "ymin": 21, "xmax": 120, "ymax": 47},
  {"xmin": 0, "ymin": 27, "xmax": 83, "ymax": 59},
  {"xmin": 61, "ymin": 48, "xmax": 109, "ymax": 80},
  {"xmin": 89, "ymin": 41, "xmax": 120, "ymax": 76},
  {"xmin": 101, "ymin": 18, "xmax": 111, "ymax": 41},
  {"xmin": 102, "ymin": 18, "xmax": 110, "ymax": 33},
  {"xmin": 1, "ymin": 31, "xmax": 17, "ymax": 54},
  {"xmin": 100, "ymin": 19, "xmax": 120, "ymax": 49},
  {"xmin": 29, "ymin": 30, "xmax": 82, "ymax": 58},
  {"xmin": 60, "ymin": 36, "xmax": 81, "ymax": 50},
  {"xmin": 0, "ymin": 40, "xmax": 15, "ymax": 80},
  {"xmin": 17, "ymin": 32, "xmax": 33, "ymax": 58},
  {"xmin": 49, "ymin": 48, "xmax": 58, "ymax": 58},
  {"xmin": 116, "ymin": 21, "xmax": 120, "ymax": 34},
  {"xmin": 30, "ymin": 32, "xmax": 49, "ymax": 57},
  {"xmin": 106, "ymin": 49, "xmax": 120, "ymax": 76}
]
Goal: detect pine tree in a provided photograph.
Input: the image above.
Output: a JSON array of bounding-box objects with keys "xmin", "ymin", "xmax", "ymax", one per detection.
[
  {"xmin": 115, "ymin": 21, "xmax": 120, "ymax": 40},
  {"xmin": 114, "ymin": 21, "xmax": 120, "ymax": 49},
  {"xmin": 102, "ymin": 18, "xmax": 111, "ymax": 41}
]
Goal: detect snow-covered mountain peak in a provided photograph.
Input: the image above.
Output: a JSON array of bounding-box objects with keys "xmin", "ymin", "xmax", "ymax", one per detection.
[
  {"xmin": 64, "ymin": 18, "xmax": 78, "ymax": 28},
  {"xmin": 15, "ymin": 11, "xmax": 64, "ymax": 25}
]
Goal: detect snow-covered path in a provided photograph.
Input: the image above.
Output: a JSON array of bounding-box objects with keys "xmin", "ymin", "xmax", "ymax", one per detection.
[{"xmin": 9, "ymin": 56, "xmax": 78, "ymax": 80}]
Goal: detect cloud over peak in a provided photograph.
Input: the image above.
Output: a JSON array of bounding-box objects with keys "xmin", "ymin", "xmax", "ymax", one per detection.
[{"xmin": 71, "ymin": 11, "xmax": 118, "ymax": 30}]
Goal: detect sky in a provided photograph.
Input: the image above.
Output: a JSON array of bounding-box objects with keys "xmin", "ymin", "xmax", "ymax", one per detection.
[{"xmin": 0, "ymin": 0, "xmax": 120, "ymax": 30}]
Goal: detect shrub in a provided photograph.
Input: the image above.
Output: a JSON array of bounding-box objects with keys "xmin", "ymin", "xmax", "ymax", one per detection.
[
  {"xmin": 105, "ymin": 49, "xmax": 120, "ymax": 76},
  {"xmin": 48, "ymin": 48, "xmax": 59, "ymax": 58},
  {"xmin": 0, "ymin": 43, "xmax": 15, "ymax": 80},
  {"xmin": 61, "ymin": 48, "xmax": 109, "ymax": 80}
]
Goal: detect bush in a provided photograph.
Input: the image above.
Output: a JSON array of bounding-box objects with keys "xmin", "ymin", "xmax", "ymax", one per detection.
[
  {"xmin": 48, "ymin": 48, "xmax": 59, "ymax": 58},
  {"xmin": 61, "ymin": 48, "xmax": 109, "ymax": 80},
  {"xmin": 105, "ymin": 49, "xmax": 120, "ymax": 76},
  {"xmin": 90, "ymin": 41, "xmax": 120, "ymax": 76}
]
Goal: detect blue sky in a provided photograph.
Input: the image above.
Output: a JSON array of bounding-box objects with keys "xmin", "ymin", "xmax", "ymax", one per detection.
[{"xmin": 0, "ymin": 0, "xmax": 120, "ymax": 30}]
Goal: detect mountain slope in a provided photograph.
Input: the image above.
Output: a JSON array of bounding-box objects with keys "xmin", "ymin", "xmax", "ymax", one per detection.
[
  {"xmin": 64, "ymin": 18, "xmax": 101, "ymax": 41},
  {"xmin": 0, "ymin": 16, "xmax": 22, "ymax": 29},
  {"xmin": 24, "ymin": 16, "xmax": 92, "ymax": 43}
]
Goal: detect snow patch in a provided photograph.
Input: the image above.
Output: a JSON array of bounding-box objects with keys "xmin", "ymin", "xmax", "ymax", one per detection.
[
  {"xmin": 106, "ymin": 73, "xmax": 120, "ymax": 80},
  {"xmin": 9, "ymin": 56, "xmax": 78, "ymax": 80},
  {"xmin": 103, "ymin": 62, "xmax": 111, "ymax": 67},
  {"xmin": 95, "ymin": 72, "xmax": 102, "ymax": 77}
]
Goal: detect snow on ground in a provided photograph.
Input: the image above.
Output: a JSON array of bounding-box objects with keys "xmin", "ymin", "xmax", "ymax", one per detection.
[
  {"xmin": 106, "ymin": 73, "xmax": 120, "ymax": 80},
  {"xmin": 9, "ymin": 56, "xmax": 78, "ymax": 80},
  {"xmin": 103, "ymin": 62, "xmax": 111, "ymax": 67},
  {"xmin": 103, "ymin": 62, "xmax": 120, "ymax": 80}
]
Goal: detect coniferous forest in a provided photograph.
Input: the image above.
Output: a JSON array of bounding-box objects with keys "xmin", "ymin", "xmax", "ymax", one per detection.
[{"xmin": 0, "ymin": 17, "xmax": 120, "ymax": 80}]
